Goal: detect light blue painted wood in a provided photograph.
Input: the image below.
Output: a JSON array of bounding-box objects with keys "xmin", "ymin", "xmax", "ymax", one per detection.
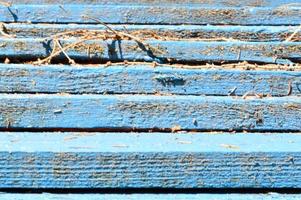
[
  {"xmin": 2, "ymin": 132, "xmax": 301, "ymax": 153},
  {"xmin": 4, "ymin": 0, "xmax": 300, "ymax": 7},
  {"xmin": 1, "ymin": 193, "xmax": 301, "ymax": 200},
  {"xmin": 0, "ymin": 3, "xmax": 300, "ymax": 25},
  {"xmin": 0, "ymin": 132, "xmax": 301, "ymax": 188},
  {"xmin": 1, "ymin": 64, "xmax": 301, "ymax": 96},
  {"xmin": 4, "ymin": 24, "xmax": 300, "ymax": 42},
  {"xmin": 1, "ymin": 39, "xmax": 300, "ymax": 63},
  {"xmin": 1, "ymin": 94, "xmax": 301, "ymax": 131}
]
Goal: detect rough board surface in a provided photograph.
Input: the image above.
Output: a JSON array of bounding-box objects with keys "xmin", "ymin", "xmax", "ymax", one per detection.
[
  {"xmin": 1, "ymin": 64, "xmax": 301, "ymax": 96},
  {"xmin": 0, "ymin": 132, "xmax": 301, "ymax": 188}
]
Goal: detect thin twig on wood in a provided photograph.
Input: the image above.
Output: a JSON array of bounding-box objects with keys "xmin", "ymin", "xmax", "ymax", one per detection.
[
  {"xmin": 35, "ymin": 17, "xmax": 166, "ymax": 65},
  {"xmin": 0, "ymin": 1, "xmax": 11, "ymax": 7},
  {"xmin": 34, "ymin": 36, "xmax": 100, "ymax": 65},
  {"xmin": 54, "ymin": 39, "xmax": 76, "ymax": 65},
  {"xmin": 285, "ymin": 25, "xmax": 301, "ymax": 42},
  {"xmin": 242, "ymin": 91, "xmax": 251, "ymax": 99},
  {"xmin": 82, "ymin": 15, "xmax": 166, "ymax": 54},
  {"xmin": 44, "ymin": 30, "xmax": 89, "ymax": 40},
  {"xmin": 0, "ymin": 23, "xmax": 15, "ymax": 38},
  {"xmin": 82, "ymin": 16, "xmax": 121, "ymax": 36}
]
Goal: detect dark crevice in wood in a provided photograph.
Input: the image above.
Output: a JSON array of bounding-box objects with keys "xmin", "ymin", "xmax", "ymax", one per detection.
[
  {"xmin": 0, "ymin": 127, "xmax": 300, "ymax": 133},
  {"xmin": 2, "ymin": 21, "xmax": 301, "ymax": 26},
  {"xmin": 1, "ymin": 188, "xmax": 301, "ymax": 194},
  {"xmin": 1, "ymin": 57, "xmax": 300, "ymax": 65},
  {"xmin": 0, "ymin": 91, "xmax": 295, "ymax": 97}
]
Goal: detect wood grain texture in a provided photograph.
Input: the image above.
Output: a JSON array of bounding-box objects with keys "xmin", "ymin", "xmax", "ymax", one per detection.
[
  {"xmin": 0, "ymin": 132, "xmax": 301, "ymax": 188},
  {"xmin": 0, "ymin": 3, "xmax": 300, "ymax": 25},
  {"xmin": 4, "ymin": 24, "xmax": 301, "ymax": 42},
  {"xmin": 1, "ymin": 38, "xmax": 300, "ymax": 64},
  {"xmin": 1, "ymin": 64, "xmax": 301, "ymax": 96},
  {"xmin": 1, "ymin": 94, "xmax": 301, "ymax": 131},
  {"xmin": 1, "ymin": 193, "xmax": 301, "ymax": 200},
  {"xmin": 3, "ymin": 0, "xmax": 300, "ymax": 7},
  {"xmin": 0, "ymin": 0, "xmax": 300, "ymax": 194}
]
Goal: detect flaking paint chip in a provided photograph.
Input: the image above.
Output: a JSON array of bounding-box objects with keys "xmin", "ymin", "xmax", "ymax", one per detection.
[{"xmin": 53, "ymin": 109, "xmax": 63, "ymax": 114}]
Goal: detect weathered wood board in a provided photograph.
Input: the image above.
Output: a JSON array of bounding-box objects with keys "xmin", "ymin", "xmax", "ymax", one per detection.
[
  {"xmin": 0, "ymin": 132, "xmax": 301, "ymax": 188},
  {"xmin": 1, "ymin": 94, "xmax": 301, "ymax": 131},
  {"xmin": 1, "ymin": 64, "xmax": 301, "ymax": 96},
  {"xmin": 0, "ymin": 193, "xmax": 301, "ymax": 200},
  {"xmin": 1, "ymin": 38, "xmax": 300, "ymax": 63},
  {"xmin": 0, "ymin": 2, "xmax": 300, "ymax": 25},
  {"xmin": 1, "ymin": 0, "xmax": 301, "ymax": 195},
  {"xmin": 3, "ymin": 24, "xmax": 301, "ymax": 42},
  {"xmin": 3, "ymin": 0, "xmax": 300, "ymax": 6}
]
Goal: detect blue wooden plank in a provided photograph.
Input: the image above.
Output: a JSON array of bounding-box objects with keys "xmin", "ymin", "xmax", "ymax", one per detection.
[
  {"xmin": 0, "ymin": 4, "xmax": 300, "ymax": 25},
  {"xmin": 1, "ymin": 64, "xmax": 301, "ymax": 96},
  {"xmin": 2, "ymin": 132, "xmax": 301, "ymax": 153},
  {"xmin": 0, "ymin": 193, "xmax": 301, "ymax": 200},
  {"xmin": 1, "ymin": 94, "xmax": 301, "ymax": 131},
  {"xmin": 4, "ymin": 24, "xmax": 301, "ymax": 42},
  {"xmin": 0, "ymin": 132, "xmax": 301, "ymax": 188},
  {"xmin": 3, "ymin": 0, "xmax": 300, "ymax": 7},
  {"xmin": 1, "ymin": 39, "xmax": 300, "ymax": 63}
]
